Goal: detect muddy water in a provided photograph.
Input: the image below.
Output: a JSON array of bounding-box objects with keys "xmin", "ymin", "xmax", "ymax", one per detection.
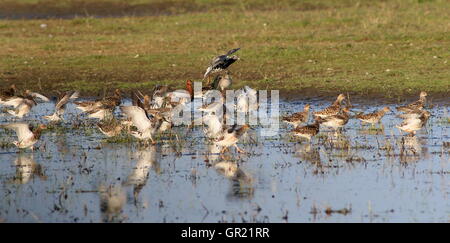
[{"xmin": 0, "ymin": 98, "xmax": 448, "ymax": 222}]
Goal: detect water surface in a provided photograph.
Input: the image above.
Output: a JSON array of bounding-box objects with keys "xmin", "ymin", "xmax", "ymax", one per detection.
[{"xmin": 0, "ymin": 98, "xmax": 448, "ymax": 222}]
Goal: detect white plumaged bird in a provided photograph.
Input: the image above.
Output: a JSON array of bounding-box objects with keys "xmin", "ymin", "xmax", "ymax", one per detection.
[
  {"xmin": 44, "ymin": 91, "xmax": 79, "ymax": 122},
  {"xmin": 120, "ymin": 106, "xmax": 161, "ymax": 144},
  {"xmin": 0, "ymin": 123, "xmax": 47, "ymax": 150}
]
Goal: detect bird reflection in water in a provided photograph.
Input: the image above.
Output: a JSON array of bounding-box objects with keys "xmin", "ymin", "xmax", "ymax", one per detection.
[
  {"xmin": 295, "ymin": 143, "xmax": 321, "ymax": 165},
  {"xmin": 205, "ymin": 144, "xmax": 222, "ymax": 164},
  {"xmin": 10, "ymin": 153, "xmax": 46, "ymax": 184},
  {"xmin": 99, "ymin": 183, "xmax": 126, "ymax": 223},
  {"xmin": 324, "ymin": 132, "xmax": 351, "ymax": 151},
  {"xmin": 399, "ymin": 135, "xmax": 426, "ymax": 163},
  {"xmin": 214, "ymin": 161, "xmax": 254, "ymax": 200},
  {"xmin": 124, "ymin": 145, "xmax": 160, "ymax": 203}
]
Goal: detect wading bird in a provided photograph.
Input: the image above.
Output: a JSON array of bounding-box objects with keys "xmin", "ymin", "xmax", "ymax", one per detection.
[
  {"xmin": 356, "ymin": 106, "xmax": 391, "ymax": 128},
  {"xmin": 316, "ymin": 107, "xmax": 351, "ymax": 132},
  {"xmin": 291, "ymin": 120, "xmax": 320, "ymax": 142},
  {"xmin": 44, "ymin": 91, "xmax": 79, "ymax": 122},
  {"xmin": 396, "ymin": 110, "xmax": 430, "ymax": 135},
  {"xmin": 282, "ymin": 104, "xmax": 311, "ymax": 128},
  {"xmin": 204, "ymin": 48, "xmax": 240, "ymax": 85},
  {"xmin": 4, "ymin": 94, "xmax": 37, "ymax": 118},
  {"xmin": 75, "ymin": 89, "xmax": 122, "ymax": 113},
  {"xmin": 214, "ymin": 124, "xmax": 250, "ymax": 153},
  {"xmin": 313, "ymin": 94, "xmax": 346, "ymax": 118},
  {"xmin": 396, "ymin": 91, "xmax": 427, "ymax": 113},
  {"xmin": 120, "ymin": 105, "xmax": 162, "ymax": 145},
  {"xmin": 0, "ymin": 123, "xmax": 47, "ymax": 150}
]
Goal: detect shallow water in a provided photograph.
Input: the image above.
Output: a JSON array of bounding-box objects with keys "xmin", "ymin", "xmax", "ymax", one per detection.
[{"xmin": 0, "ymin": 98, "xmax": 448, "ymax": 223}]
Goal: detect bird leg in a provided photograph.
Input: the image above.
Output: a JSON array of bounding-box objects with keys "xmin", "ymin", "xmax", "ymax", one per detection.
[
  {"xmin": 220, "ymin": 146, "xmax": 228, "ymax": 154},
  {"xmin": 234, "ymin": 144, "xmax": 246, "ymax": 154},
  {"xmin": 379, "ymin": 122, "xmax": 384, "ymax": 132}
]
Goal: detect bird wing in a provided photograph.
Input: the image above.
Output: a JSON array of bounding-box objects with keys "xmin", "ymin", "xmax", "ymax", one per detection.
[
  {"xmin": 55, "ymin": 91, "xmax": 76, "ymax": 112},
  {"xmin": 28, "ymin": 92, "xmax": 50, "ymax": 102},
  {"xmin": 1, "ymin": 97, "xmax": 25, "ymax": 108},
  {"xmin": 397, "ymin": 113, "xmax": 420, "ymax": 120},
  {"xmin": 1, "ymin": 123, "xmax": 33, "ymax": 141},
  {"xmin": 69, "ymin": 91, "xmax": 80, "ymax": 100},
  {"xmin": 120, "ymin": 106, "xmax": 152, "ymax": 132},
  {"xmin": 166, "ymin": 90, "xmax": 191, "ymax": 104}
]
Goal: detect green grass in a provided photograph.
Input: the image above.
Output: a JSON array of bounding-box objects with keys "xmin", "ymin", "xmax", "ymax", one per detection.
[{"xmin": 0, "ymin": 0, "xmax": 449, "ymax": 97}]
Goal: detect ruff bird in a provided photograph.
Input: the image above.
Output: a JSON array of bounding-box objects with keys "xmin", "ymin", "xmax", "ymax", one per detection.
[
  {"xmin": 316, "ymin": 107, "xmax": 351, "ymax": 131},
  {"xmin": 164, "ymin": 80, "xmax": 194, "ymax": 105},
  {"xmin": 86, "ymin": 104, "xmax": 115, "ymax": 120},
  {"xmin": 120, "ymin": 106, "xmax": 162, "ymax": 144},
  {"xmin": 291, "ymin": 120, "xmax": 320, "ymax": 141},
  {"xmin": 5, "ymin": 94, "xmax": 37, "ymax": 118},
  {"xmin": 282, "ymin": 104, "xmax": 311, "ymax": 127},
  {"xmin": 1, "ymin": 123, "xmax": 47, "ymax": 150},
  {"xmin": 204, "ymin": 48, "xmax": 240, "ymax": 85},
  {"xmin": 396, "ymin": 110, "xmax": 431, "ymax": 135},
  {"xmin": 356, "ymin": 106, "xmax": 391, "ymax": 126},
  {"xmin": 44, "ymin": 91, "xmax": 79, "ymax": 122},
  {"xmin": 211, "ymin": 72, "xmax": 233, "ymax": 93},
  {"xmin": 97, "ymin": 119, "xmax": 124, "ymax": 137},
  {"xmin": 24, "ymin": 90, "xmax": 50, "ymax": 103},
  {"xmin": 214, "ymin": 124, "xmax": 250, "ymax": 153},
  {"xmin": 203, "ymin": 114, "xmax": 226, "ymax": 139},
  {"xmin": 74, "ymin": 89, "xmax": 121, "ymax": 113},
  {"xmin": 396, "ymin": 91, "xmax": 427, "ymax": 113},
  {"xmin": 313, "ymin": 94, "xmax": 346, "ymax": 118}
]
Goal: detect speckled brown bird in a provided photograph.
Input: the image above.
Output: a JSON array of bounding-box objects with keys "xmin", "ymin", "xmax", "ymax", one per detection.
[
  {"xmin": 316, "ymin": 107, "xmax": 351, "ymax": 131},
  {"xmin": 291, "ymin": 120, "xmax": 320, "ymax": 141},
  {"xmin": 282, "ymin": 104, "xmax": 311, "ymax": 127},
  {"xmin": 356, "ymin": 106, "xmax": 391, "ymax": 125},
  {"xmin": 44, "ymin": 91, "xmax": 79, "ymax": 122},
  {"xmin": 313, "ymin": 94, "xmax": 346, "ymax": 118},
  {"xmin": 396, "ymin": 91, "xmax": 427, "ymax": 113},
  {"xmin": 97, "ymin": 119, "xmax": 123, "ymax": 137},
  {"xmin": 5, "ymin": 94, "xmax": 37, "ymax": 118},
  {"xmin": 75, "ymin": 89, "xmax": 122, "ymax": 113}
]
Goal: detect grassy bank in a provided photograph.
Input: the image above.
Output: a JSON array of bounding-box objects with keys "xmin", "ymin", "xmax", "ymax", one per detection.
[{"xmin": 0, "ymin": 0, "xmax": 449, "ymax": 98}]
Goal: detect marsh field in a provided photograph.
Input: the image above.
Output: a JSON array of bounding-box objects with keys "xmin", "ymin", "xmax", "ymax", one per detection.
[{"xmin": 0, "ymin": 0, "xmax": 449, "ymax": 223}]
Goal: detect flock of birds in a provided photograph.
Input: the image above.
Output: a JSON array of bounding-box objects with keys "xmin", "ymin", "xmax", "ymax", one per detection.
[
  {"xmin": 286, "ymin": 91, "xmax": 431, "ymax": 141},
  {"xmin": 0, "ymin": 48, "xmax": 432, "ymax": 153}
]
